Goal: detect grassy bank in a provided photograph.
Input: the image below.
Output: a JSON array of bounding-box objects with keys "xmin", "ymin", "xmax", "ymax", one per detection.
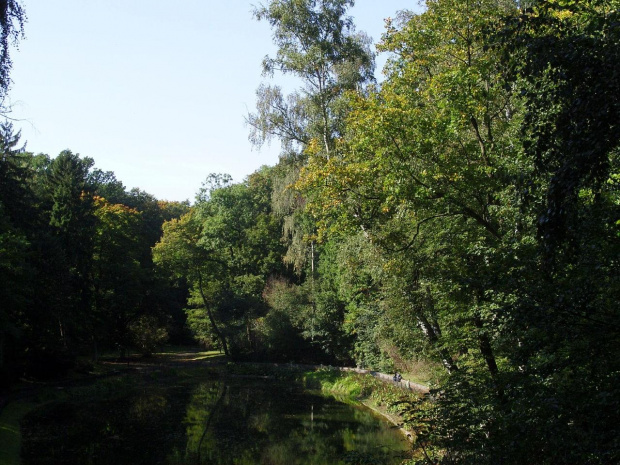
[
  {"xmin": 301, "ymin": 368, "xmax": 437, "ymax": 464},
  {"xmin": 301, "ymin": 369, "xmax": 424, "ymax": 433},
  {"xmin": 303, "ymin": 369, "xmax": 364, "ymax": 398}
]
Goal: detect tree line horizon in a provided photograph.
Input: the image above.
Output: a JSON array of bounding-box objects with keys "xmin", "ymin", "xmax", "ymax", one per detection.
[{"xmin": 1, "ymin": 1, "xmax": 619, "ymax": 463}]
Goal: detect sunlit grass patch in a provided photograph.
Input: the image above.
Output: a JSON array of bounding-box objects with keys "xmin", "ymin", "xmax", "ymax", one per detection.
[
  {"xmin": 303, "ymin": 369, "xmax": 364, "ymax": 399},
  {"xmin": 187, "ymin": 351, "xmax": 225, "ymax": 361},
  {"xmin": 153, "ymin": 346, "xmax": 226, "ymax": 362}
]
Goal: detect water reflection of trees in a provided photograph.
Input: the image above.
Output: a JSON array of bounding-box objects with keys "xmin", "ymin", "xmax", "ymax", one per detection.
[
  {"xmin": 181, "ymin": 381, "xmax": 409, "ymax": 465},
  {"xmin": 22, "ymin": 386, "xmax": 190, "ymax": 465},
  {"xmin": 21, "ymin": 379, "xmax": 408, "ymax": 465}
]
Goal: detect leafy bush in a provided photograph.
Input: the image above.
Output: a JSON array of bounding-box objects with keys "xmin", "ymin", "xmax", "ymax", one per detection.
[{"xmin": 129, "ymin": 315, "xmax": 168, "ymax": 357}]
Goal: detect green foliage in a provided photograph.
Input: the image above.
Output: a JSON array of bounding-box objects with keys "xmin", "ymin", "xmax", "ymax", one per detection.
[
  {"xmin": 0, "ymin": 201, "xmax": 30, "ymax": 380},
  {"xmin": 0, "ymin": 0, "xmax": 25, "ymax": 107},
  {"xmin": 155, "ymin": 170, "xmax": 286, "ymax": 358},
  {"xmin": 129, "ymin": 315, "xmax": 169, "ymax": 357},
  {"xmin": 297, "ymin": 0, "xmax": 620, "ymax": 462},
  {"xmin": 303, "ymin": 369, "xmax": 363, "ymax": 398},
  {"xmin": 1, "ymin": 136, "xmax": 190, "ymax": 379},
  {"xmin": 250, "ymin": 0, "xmax": 374, "ymax": 155},
  {"xmin": 91, "ymin": 196, "xmax": 144, "ymax": 351},
  {"xmin": 499, "ymin": 0, "xmax": 620, "ymax": 253},
  {"xmin": 2, "ymin": 1, "xmax": 619, "ymax": 462},
  {"xmin": 249, "ymin": 0, "xmax": 376, "ymax": 277},
  {"xmin": 259, "ymin": 277, "xmax": 310, "ymax": 360}
]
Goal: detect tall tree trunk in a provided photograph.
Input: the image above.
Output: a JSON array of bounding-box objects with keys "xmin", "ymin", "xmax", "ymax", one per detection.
[
  {"xmin": 419, "ymin": 287, "xmax": 457, "ymax": 373},
  {"xmin": 198, "ymin": 272, "xmax": 229, "ymax": 357},
  {"xmin": 472, "ymin": 292, "xmax": 503, "ymax": 399},
  {"xmin": 58, "ymin": 318, "xmax": 67, "ymax": 349},
  {"xmin": 417, "ymin": 312, "xmax": 458, "ymax": 373},
  {"xmin": 473, "ymin": 313, "xmax": 504, "ymax": 399}
]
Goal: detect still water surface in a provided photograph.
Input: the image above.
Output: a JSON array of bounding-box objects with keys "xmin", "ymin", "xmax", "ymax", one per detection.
[{"xmin": 22, "ymin": 377, "xmax": 411, "ymax": 464}]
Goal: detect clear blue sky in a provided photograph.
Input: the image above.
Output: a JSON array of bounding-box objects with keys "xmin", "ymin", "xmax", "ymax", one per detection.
[{"xmin": 9, "ymin": 1, "xmax": 420, "ymax": 202}]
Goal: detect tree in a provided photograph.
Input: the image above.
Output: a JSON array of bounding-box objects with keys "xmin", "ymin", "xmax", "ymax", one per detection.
[
  {"xmin": 0, "ymin": 201, "xmax": 29, "ymax": 384},
  {"xmin": 90, "ymin": 168, "xmax": 127, "ymax": 205},
  {"xmin": 249, "ymin": 0, "xmax": 374, "ymax": 156},
  {"xmin": 0, "ymin": 0, "xmax": 25, "ymax": 109},
  {"xmin": 44, "ymin": 151, "xmax": 97, "ymax": 352},
  {"xmin": 298, "ymin": 0, "xmax": 620, "ymax": 462},
  {"xmin": 154, "ymin": 209, "xmax": 231, "ymax": 356},
  {"xmin": 249, "ymin": 0, "xmax": 375, "ymax": 273},
  {"xmin": 91, "ymin": 196, "xmax": 144, "ymax": 358},
  {"xmin": 193, "ymin": 170, "xmax": 286, "ymax": 356},
  {"xmin": 500, "ymin": 0, "xmax": 620, "ymax": 253},
  {"xmin": 0, "ymin": 122, "xmax": 30, "ymax": 227},
  {"xmin": 154, "ymin": 171, "xmax": 286, "ymax": 358},
  {"xmin": 488, "ymin": 2, "xmax": 620, "ymax": 461},
  {"xmin": 298, "ymin": 0, "xmax": 531, "ymax": 460},
  {"xmin": 303, "ymin": 0, "xmax": 520, "ymax": 359}
]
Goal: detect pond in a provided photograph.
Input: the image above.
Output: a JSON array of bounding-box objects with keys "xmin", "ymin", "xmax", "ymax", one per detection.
[{"xmin": 21, "ymin": 374, "xmax": 411, "ymax": 465}]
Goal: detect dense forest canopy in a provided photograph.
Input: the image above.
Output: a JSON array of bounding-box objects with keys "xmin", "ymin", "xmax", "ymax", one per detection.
[{"xmin": 1, "ymin": 1, "xmax": 619, "ymax": 463}]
